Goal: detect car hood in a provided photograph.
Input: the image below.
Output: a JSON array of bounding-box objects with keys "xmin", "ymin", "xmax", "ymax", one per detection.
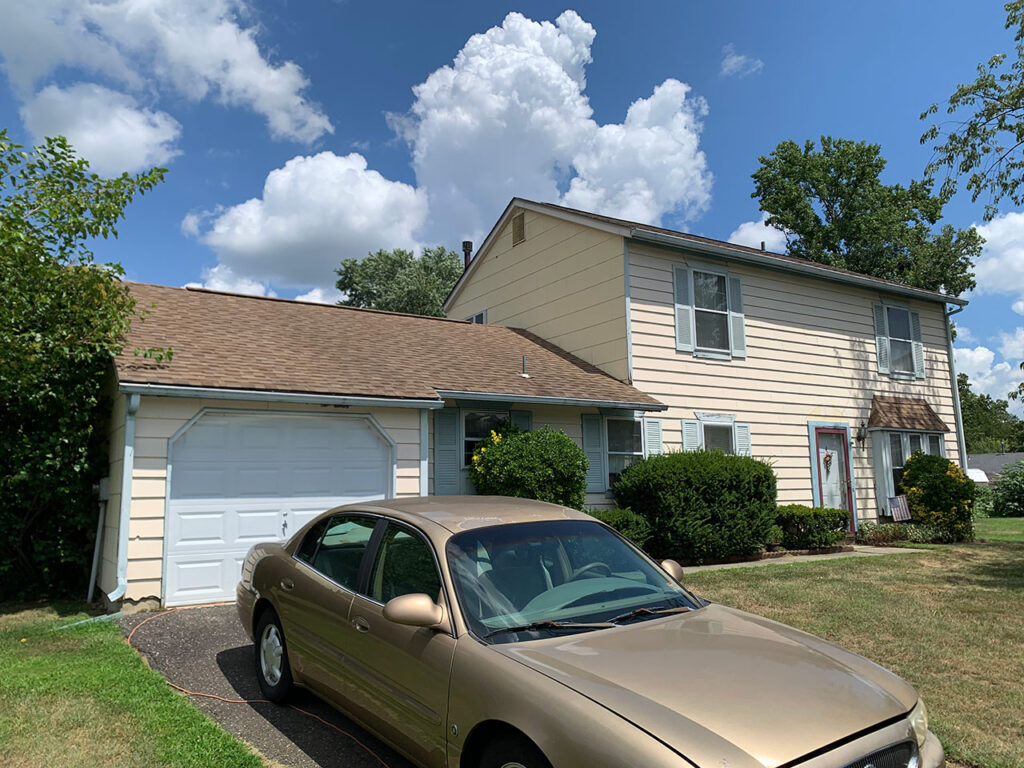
[{"xmin": 496, "ymin": 604, "xmax": 917, "ymax": 768}]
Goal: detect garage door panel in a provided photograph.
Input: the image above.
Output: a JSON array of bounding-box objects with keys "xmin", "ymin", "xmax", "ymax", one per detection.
[{"xmin": 166, "ymin": 413, "xmax": 392, "ymax": 606}]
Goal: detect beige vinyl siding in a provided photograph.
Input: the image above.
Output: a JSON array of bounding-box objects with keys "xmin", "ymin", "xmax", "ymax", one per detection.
[
  {"xmin": 628, "ymin": 242, "xmax": 960, "ymax": 521},
  {"xmin": 101, "ymin": 396, "xmax": 424, "ymax": 602},
  {"xmin": 447, "ymin": 209, "xmax": 630, "ymax": 381}
]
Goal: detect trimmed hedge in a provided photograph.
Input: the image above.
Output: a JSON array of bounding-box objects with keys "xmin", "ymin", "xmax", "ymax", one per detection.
[
  {"xmin": 856, "ymin": 521, "xmax": 952, "ymax": 545},
  {"xmin": 992, "ymin": 460, "xmax": 1024, "ymax": 518},
  {"xmin": 902, "ymin": 453, "xmax": 975, "ymax": 541},
  {"xmin": 586, "ymin": 508, "xmax": 653, "ymax": 549},
  {"xmin": 469, "ymin": 426, "xmax": 587, "ymax": 510},
  {"xmin": 775, "ymin": 505, "xmax": 849, "ymax": 549},
  {"xmin": 612, "ymin": 450, "xmax": 777, "ymax": 563}
]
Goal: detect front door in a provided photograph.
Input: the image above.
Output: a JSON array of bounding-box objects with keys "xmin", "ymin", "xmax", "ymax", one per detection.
[{"xmin": 814, "ymin": 428, "xmax": 854, "ymax": 531}]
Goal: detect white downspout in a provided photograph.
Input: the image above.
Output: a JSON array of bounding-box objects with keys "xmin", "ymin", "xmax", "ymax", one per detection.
[
  {"xmin": 106, "ymin": 393, "xmax": 140, "ymax": 603},
  {"xmin": 419, "ymin": 409, "xmax": 429, "ymax": 496},
  {"xmin": 945, "ymin": 306, "xmax": 968, "ymax": 469}
]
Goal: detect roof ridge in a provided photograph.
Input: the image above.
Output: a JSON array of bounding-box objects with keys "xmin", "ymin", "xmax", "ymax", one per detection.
[{"xmin": 126, "ymin": 281, "xmax": 473, "ymax": 324}]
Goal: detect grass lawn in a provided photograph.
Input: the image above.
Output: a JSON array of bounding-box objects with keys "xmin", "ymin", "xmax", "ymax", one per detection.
[
  {"xmin": 685, "ymin": 540, "xmax": 1024, "ymax": 768},
  {"xmin": 0, "ymin": 603, "xmax": 263, "ymax": 768},
  {"xmin": 975, "ymin": 516, "xmax": 1024, "ymax": 543}
]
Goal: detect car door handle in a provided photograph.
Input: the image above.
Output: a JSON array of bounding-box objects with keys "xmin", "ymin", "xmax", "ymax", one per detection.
[
  {"xmin": 280, "ymin": 578, "xmax": 295, "ymax": 591},
  {"xmin": 352, "ymin": 616, "xmax": 371, "ymax": 633}
]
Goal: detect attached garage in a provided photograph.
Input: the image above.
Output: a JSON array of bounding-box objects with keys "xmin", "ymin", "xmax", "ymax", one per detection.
[{"xmin": 164, "ymin": 411, "xmax": 394, "ymax": 606}]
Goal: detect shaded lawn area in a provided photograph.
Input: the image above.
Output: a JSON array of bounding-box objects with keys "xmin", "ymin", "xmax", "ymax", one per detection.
[
  {"xmin": 975, "ymin": 516, "xmax": 1024, "ymax": 543},
  {"xmin": 685, "ymin": 542, "xmax": 1024, "ymax": 768},
  {"xmin": 0, "ymin": 603, "xmax": 263, "ymax": 768}
]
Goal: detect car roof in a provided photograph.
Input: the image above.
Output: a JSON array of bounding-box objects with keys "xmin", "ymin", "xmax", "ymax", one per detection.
[{"xmin": 352, "ymin": 496, "xmax": 594, "ymax": 534}]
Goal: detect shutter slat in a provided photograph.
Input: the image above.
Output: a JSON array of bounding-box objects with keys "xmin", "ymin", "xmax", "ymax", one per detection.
[
  {"xmin": 728, "ymin": 275, "xmax": 746, "ymax": 359},
  {"xmin": 910, "ymin": 311, "xmax": 925, "ymax": 379},
  {"xmin": 734, "ymin": 423, "xmax": 752, "ymax": 456},
  {"xmin": 682, "ymin": 419, "xmax": 701, "ymax": 451},
  {"xmin": 873, "ymin": 304, "xmax": 890, "ymax": 375},
  {"xmin": 509, "ymin": 410, "xmax": 533, "ymax": 432},
  {"xmin": 581, "ymin": 414, "xmax": 606, "ymax": 493},
  {"xmin": 433, "ymin": 410, "xmax": 460, "ymax": 495},
  {"xmin": 673, "ymin": 265, "xmax": 695, "ymax": 352},
  {"xmin": 644, "ymin": 418, "xmax": 663, "ymax": 456}
]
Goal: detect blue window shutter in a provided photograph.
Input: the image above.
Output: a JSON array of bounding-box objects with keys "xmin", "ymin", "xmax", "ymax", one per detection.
[
  {"xmin": 734, "ymin": 423, "xmax": 752, "ymax": 456},
  {"xmin": 673, "ymin": 265, "xmax": 694, "ymax": 352},
  {"xmin": 682, "ymin": 419, "xmax": 701, "ymax": 451},
  {"xmin": 581, "ymin": 414, "xmax": 606, "ymax": 493},
  {"xmin": 873, "ymin": 304, "xmax": 890, "ymax": 375},
  {"xmin": 728, "ymin": 275, "xmax": 746, "ymax": 359},
  {"xmin": 910, "ymin": 311, "xmax": 925, "ymax": 379},
  {"xmin": 433, "ymin": 410, "xmax": 460, "ymax": 495},
  {"xmin": 644, "ymin": 418, "xmax": 663, "ymax": 456},
  {"xmin": 509, "ymin": 410, "xmax": 533, "ymax": 431}
]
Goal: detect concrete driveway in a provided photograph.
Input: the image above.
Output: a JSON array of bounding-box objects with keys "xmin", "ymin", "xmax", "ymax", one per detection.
[{"xmin": 121, "ymin": 604, "xmax": 415, "ymax": 768}]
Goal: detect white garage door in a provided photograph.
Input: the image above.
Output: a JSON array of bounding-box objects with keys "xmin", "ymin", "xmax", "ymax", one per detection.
[{"xmin": 165, "ymin": 411, "xmax": 392, "ymax": 606}]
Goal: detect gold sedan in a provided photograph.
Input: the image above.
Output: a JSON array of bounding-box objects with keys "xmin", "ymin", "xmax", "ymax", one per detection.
[{"xmin": 236, "ymin": 496, "xmax": 942, "ymax": 768}]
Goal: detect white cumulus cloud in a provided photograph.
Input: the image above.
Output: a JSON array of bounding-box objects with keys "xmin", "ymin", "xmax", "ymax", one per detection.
[
  {"xmin": 20, "ymin": 83, "xmax": 181, "ymax": 175},
  {"xmin": 0, "ymin": 0, "xmax": 331, "ymax": 150},
  {"xmin": 720, "ymin": 43, "xmax": 763, "ymax": 78},
  {"xmin": 727, "ymin": 212, "xmax": 787, "ymax": 252},
  {"xmin": 956, "ymin": 345, "xmax": 1024, "ymax": 415},
  {"xmin": 974, "ymin": 211, "xmax": 1024, "ymax": 302},
  {"xmin": 189, "ymin": 152, "xmax": 428, "ymax": 291},
  {"xmin": 185, "ymin": 264, "xmax": 276, "ymax": 297},
  {"xmin": 294, "ymin": 286, "xmax": 343, "ymax": 304},
  {"xmin": 392, "ymin": 10, "xmax": 712, "ymax": 243},
  {"xmin": 1014, "ymin": 300, "xmax": 1024, "ymax": 316},
  {"xmin": 999, "ymin": 327, "xmax": 1024, "ymax": 361}
]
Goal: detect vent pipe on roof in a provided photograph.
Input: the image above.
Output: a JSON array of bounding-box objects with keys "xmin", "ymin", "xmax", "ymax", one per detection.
[
  {"xmin": 462, "ymin": 240, "xmax": 473, "ymax": 270},
  {"xmin": 760, "ymin": 240, "xmax": 766, "ymax": 251}
]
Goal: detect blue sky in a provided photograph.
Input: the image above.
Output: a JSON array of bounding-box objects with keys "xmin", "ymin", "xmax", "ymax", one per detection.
[{"xmin": 1, "ymin": 1, "xmax": 1022, "ymax": 411}]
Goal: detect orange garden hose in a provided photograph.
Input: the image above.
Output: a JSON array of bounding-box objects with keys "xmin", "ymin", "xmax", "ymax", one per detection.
[{"xmin": 125, "ymin": 605, "xmax": 391, "ymax": 768}]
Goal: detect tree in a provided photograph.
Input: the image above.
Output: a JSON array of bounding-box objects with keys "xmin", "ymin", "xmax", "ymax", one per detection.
[
  {"xmin": 0, "ymin": 130, "xmax": 165, "ymax": 599},
  {"xmin": 921, "ymin": 1, "xmax": 1024, "ymax": 219},
  {"xmin": 335, "ymin": 246, "xmax": 463, "ymax": 316},
  {"xmin": 751, "ymin": 136, "xmax": 981, "ymax": 296},
  {"xmin": 958, "ymin": 373, "xmax": 1024, "ymax": 453}
]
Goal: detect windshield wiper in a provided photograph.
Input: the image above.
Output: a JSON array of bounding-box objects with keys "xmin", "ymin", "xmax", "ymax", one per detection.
[
  {"xmin": 609, "ymin": 605, "xmax": 691, "ymax": 625},
  {"xmin": 484, "ymin": 620, "xmax": 613, "ymax": 639}
]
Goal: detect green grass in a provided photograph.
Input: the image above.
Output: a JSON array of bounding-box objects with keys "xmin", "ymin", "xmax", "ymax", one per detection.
[
  {"xmin": 975, "ymin": 516, "xmax": 1024, "ymax": 543},
  {"xmin": 0, "ymin": 603, "xmax": 263, "ymax": 768},
  {"xmin": 686, "ymin": 542, "xmax": 1024, "ymax": 768}
]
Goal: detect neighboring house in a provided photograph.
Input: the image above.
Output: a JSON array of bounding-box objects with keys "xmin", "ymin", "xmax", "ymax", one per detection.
[
  {"xmin": 444, "ymin": 199, "xmax": 968, "ymax": 534},
  {"xmin": 99, "ymin": 283, "xmax": 664, "ymax": 607},
  {"xmin": 967, "ymin": 452, "xmax": 1024, "ymax": 484}
]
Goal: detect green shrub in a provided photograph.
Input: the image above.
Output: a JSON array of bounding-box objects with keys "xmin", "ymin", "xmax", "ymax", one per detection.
[
  {"xmin": 586, "ymin": 508, "xmax": 653, "ymax": 549},
  {"xmin": 992, "ymin": 460, "xmax": 1024, "ymax": 517},
  {"xmin": 612, "ymin": 450, "xmax": 777, "ymax": 563},
  {"xmin": 901, "ymin": 453, "xmax": 975, "ymax": 541},
  {"xmin": 469, "ymin": 426, "xmax": 587, "ymax": 509},
  {"xmin": 973, "ymin": 483, "xmax": 993, "ymax": 518},
  {"xmin": 765, "ymin": 525, "xmax": 784, "ymax": 546},
  {"xmin": 856, "ymin": 521, "xmax": 952, "ymax": 545},
  {"xmin": 775, "ymin": 505, "xmax": 849, "ymax": 549}
]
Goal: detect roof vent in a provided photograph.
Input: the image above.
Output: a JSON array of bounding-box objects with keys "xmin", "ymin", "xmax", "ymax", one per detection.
[
  {"xmin": 512, "ymin": 212, "xmax": 525, "ymax": 246},
  {"xmin": 462, "ymin": 240, "xmax": 473, "ymax": 269}
]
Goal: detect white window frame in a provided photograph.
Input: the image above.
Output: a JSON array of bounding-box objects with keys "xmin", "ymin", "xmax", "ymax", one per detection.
[
  {"xmin": 606, "ymin": 418, "xmax": 644, "ymax": 489},
  {"xmin": 466, "ymin": 310, "xmax": 487, "ymax": 324},
  {"xmin": 875, "ymin": 429, "xmax": 947, "ymax": 507},
  {"xmin": 691, "ymin": 267, "xmax": 732, "ymax": 358},
  {"xmin": 696, "ymin": 412, "xmax": 736, "ymax": 453},
  {"xmin": 461, "ymin": 409, "xmax": 508, "ymax": 468},
  {"xmin": 884, "ymin": 306, "xmax": 915, "ymax": 377}
]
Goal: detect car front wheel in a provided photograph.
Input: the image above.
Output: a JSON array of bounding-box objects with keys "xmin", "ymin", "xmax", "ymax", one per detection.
[
  {"xmin": 255, "ymin": 608, "xmax": 293, "ymax": 703},
  {"xmin": 478, "ymin": 733, "xmax": 551, "ymax": 768}
]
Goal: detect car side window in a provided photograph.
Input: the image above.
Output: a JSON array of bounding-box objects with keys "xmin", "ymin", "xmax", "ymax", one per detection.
[
  {"xmin": 309, "ymin": 515, "xmax": 378, "ymax": 589},
  {"xmin": 368, "ymin": 524, "xmax": 442, "ymax": 604},
  {"xmin": 295, "ymin": 518, "xmax": 330, "ymax": 564}
]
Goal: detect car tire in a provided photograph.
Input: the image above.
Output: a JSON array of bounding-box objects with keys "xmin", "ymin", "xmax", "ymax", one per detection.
[
  {"xmin": 254, "ymin": 608, "xmax": 293, "ymax": 703},
  {"xmin": 478, "ymin": 733, "xmax": 551, "ymax": 768}
]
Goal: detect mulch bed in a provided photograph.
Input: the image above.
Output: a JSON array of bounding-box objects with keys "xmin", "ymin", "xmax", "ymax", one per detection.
[{"xmin": 678, "ymin": 545, "xmax": 855, "ymax": 567}]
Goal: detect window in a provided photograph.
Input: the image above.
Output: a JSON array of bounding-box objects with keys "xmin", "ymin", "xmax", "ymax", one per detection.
[
  {"xmin": 873, "ymin": 304, "xmax": 924, "ymax": 379},
  {"xmin": 673, "ymin": 264, "xmax": 746, "ymax": 359},
  {"xmin": 682, "ymin": 413, "xmax": 752, "ymax": 456},
  {"xmin": 607, "ymin": 419, "xmax": 643, "ymax": 487},
  {"xmin": 703, "ymin": 423, "xmax": 734, "ymax": 453},
  {"xmin": 294, "ymin": 518, "xmax": 330, "ymax": 564},
  {"xmin": 463, "ymin": 411, "xmax": 508, "ymax": 466},
  {"xmin": 466, "ymin": 310, "xmax": 487, "ymax": 324},
  {"xmin": 884, "ymin": 431, "xmax": 945, "ymax": 497},
  {"xmin": 369, "ymin": 524, "xmax": 442, "ymax": 604},
  {"xmin": 309, "ymin": 515, "xmax": 378, "ymax": 590}
]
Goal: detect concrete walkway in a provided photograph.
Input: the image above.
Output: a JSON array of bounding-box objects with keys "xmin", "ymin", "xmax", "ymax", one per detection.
[{"xmin": 684, "ymin": 545, "xmax": 928, "ymax": 573}]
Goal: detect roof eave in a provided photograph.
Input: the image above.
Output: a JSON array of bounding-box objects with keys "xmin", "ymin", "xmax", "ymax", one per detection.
[
  {"xmin": 118, "ymin": 382, "xmax": 446, "ymax": 409},
  {"xmin": 435, "ymin": 389, "xmax": 667, "ymax": 411}
]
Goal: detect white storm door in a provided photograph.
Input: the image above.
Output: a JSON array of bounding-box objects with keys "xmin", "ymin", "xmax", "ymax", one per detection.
[{"xmin": 165, "ymin": 412, "xmax": 391, "ymax": 606}]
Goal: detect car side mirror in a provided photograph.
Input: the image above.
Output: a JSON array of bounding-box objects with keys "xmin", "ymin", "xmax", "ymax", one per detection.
[
  {"xmin": 383, "ymin": 593, "xmax": 448, "ymax": 631},
  {"xmin": 661, "ymin": 559, "xmax": 684, "ymax": 582}
]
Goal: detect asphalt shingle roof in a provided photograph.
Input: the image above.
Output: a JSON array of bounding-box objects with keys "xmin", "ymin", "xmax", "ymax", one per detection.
[
  {"xmin": 867, "ymin": 395, "xmax": 949, "ymax": 432},
  {"xmin": 116, "ymin": 282, "xmax": 662, "ymax": 408}
]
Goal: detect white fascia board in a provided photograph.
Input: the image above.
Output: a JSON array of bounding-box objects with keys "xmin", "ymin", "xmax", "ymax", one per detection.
[
  {"xmin": 436, "ymin": 389, "xmax": 667, "ymax": 412},
  {"xmin": 118, "ymin": 383, "xmax": 445, "ymax": 409}
]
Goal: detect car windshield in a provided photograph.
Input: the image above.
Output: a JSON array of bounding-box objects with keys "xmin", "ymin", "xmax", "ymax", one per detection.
[{"xmin": 446, "ymin": 519, "xmax": 700, "ymax": 643}]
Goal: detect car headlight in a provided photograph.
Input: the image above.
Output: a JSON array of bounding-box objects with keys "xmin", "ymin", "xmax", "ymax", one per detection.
[{"xmin": 909, "ymin": 699, "xmax": 928, "ymax": 748}]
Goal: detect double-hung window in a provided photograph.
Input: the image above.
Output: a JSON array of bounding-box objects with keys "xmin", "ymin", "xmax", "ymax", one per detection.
[
  {"xmin": 673, "ymin": 263, "xmax": 746, "ymax": 359},
  {"xmin": 681, "ymin": 413, "xmax": 752, "ymax": 456},
  {"xmin": 873, "ymin": 304, "xmax": 925, "ymax": 379},
  {"xmin": 606, "ymin": 419, "xmax": 644, "ymax": 487},
  {"xmin": 463, "ymin": 411, "xmax": 509, "ymax": 466},
  {"xmin": 581, "ymin": 415, "xmax": 663, "ymax": 493}
]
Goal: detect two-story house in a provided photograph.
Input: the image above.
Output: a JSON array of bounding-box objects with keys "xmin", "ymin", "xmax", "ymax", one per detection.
[{"xmin": 444, "ymin": 199, "xmax": 967, "ymax": 529}]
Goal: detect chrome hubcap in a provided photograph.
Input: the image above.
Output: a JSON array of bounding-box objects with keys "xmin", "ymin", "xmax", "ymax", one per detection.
[{"xmin": 260, "ymin": 623, "xmax": 284, "ymax": 686}]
